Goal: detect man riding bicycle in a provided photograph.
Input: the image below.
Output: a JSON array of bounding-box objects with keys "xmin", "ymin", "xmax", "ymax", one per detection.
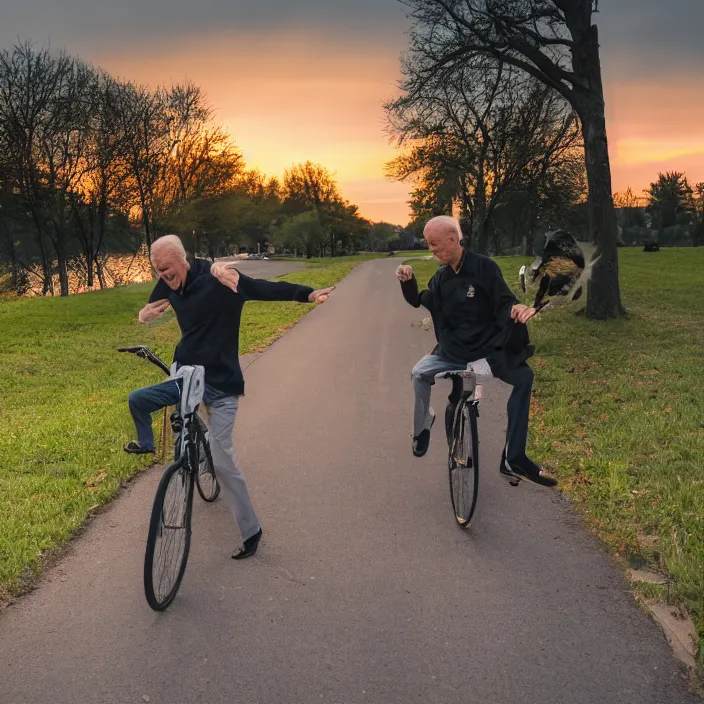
[
  {"xmin": 125, "ymin": 235, "xmax": 335, "ymax": 558},
  {"xmin": 396, "ymin": 216, "xmax": 557, "ymax": 488}
]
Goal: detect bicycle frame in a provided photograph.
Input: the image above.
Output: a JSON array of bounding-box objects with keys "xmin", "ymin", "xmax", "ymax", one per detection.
[
  {"xmin": 117, "ymin": 345, "xmax": 205, "ymax": 462},
  {"xmin": 439, "ymin": 369, "xmax": 483, "ymax": 445}
]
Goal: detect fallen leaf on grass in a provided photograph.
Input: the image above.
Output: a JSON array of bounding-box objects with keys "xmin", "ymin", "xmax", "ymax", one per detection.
[{"xmin": 83, "ymin": 470, "xmax": 107, "ymax": 488}]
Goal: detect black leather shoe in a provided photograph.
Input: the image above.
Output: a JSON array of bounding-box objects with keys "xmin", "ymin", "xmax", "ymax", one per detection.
[
  {"xmin": 412, "ymin": 430, "xmax": 430, "ymax": 457},
  {"xmin": 412, "ymin": 412, "xmax": 435, "ymax": 457},
  {"xmin": 123, "ymin": 441, "xmax": 155, "ymax": 455},
  {"xmin": 232, "ymin": 528, "xmax": 263, "ymax": 560},
  {"xmin": 500, "ymin": 452, "xmax": 557, "ymax": 488}
]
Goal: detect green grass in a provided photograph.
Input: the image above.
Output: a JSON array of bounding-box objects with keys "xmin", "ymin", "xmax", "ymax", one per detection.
[
  {"xmin": 0, "ymin": 259, "xmax": 357, "ymax": 598},
  {"xmin": 409, "ymin": 248, "xmax": 704, "ymax": 663}
]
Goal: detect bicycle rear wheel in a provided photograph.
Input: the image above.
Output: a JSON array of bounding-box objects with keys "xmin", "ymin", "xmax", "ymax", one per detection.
[
  {"xmin": 195, "ymin": 420, "xmax": 220, "ymax": 502},
  {"xmin": 144, "ymin": 458, "xmax": 194, "ymax": 611},
  {"xmin": 448, "ymin": 401, "xmax": 479, "ymax": 528}
]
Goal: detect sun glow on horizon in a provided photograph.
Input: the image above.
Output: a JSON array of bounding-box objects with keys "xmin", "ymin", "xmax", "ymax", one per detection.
[{"xmin": 86, "ymin": 31, "xmax": 704, "ymax": 225}]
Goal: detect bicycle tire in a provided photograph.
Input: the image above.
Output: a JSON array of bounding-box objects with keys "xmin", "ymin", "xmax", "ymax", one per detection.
[
  {"xmin": 195, "ymin": 420, "xmax": 220, "ymax": 502},
  {"xmin": 448, "ymin": 401, "xmax": 479, "ymax": 528},
  {"xmin": 144, "ymin": 457, "xmax": 194, "ymax": 611}
]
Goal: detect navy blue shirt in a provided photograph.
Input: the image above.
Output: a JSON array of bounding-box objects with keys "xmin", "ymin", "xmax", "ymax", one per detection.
[
  {"xmin": 401, "ymin": 251, "xmax": 518, "ymax": 364},
  {"xmin": 149, "ymin": 258, "xmax": 314, "ymax": 395}
]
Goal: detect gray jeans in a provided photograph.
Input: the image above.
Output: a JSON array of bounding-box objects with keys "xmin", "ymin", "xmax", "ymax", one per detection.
[
  {"xmin": 128, "ymin": 380, "xmax": 260, "ymax": 542},
  {"xmin": 411, "ymin": 352, "xmax": 534, "ymax": 462}
]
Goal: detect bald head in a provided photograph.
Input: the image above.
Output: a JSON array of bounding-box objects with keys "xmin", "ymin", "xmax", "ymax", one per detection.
[
  {"xmin": 424, "ymin": 216, "xmax": 462, "ymax": 242},
  {"xmin": 423, "ymin": 216, "xmax": 464, "ymax": 268},
  {"xmin": 151, "ymin": 235, "xmax": 190, "ymax": 290},
  {"xmin": 151, "ymin": 235, "xmax": 187, "ymax": 262}
]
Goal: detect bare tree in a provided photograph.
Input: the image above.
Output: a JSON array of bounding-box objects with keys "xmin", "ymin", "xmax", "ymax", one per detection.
[
  {"xmin": 70, "ymin": 71, "xmax": 132, "ymax": 288},
  {"xmin": 112, "ymin": 80, "xmax": 172, "ymax": 252},
  {"xmin": 36, "ymin": 56, "xmax": 95, "ymax": 295},
  {"xmin": 399, "ymin": 0, "xmax": 622, "ymax": 318},
  {"xmin": 387, "ymin": 61, "xmax": 582, "ymax": 254},
  {"xmin": 0, "ymin": 42, "xmax": 72, "ymax": 294},
  {"xmin": 163, "ymin": 83, "xmax": 242, "ymax": 202}
]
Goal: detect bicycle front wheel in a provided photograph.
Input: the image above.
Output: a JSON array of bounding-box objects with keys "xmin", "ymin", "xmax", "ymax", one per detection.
[
  {"xmin": 195, "ymin": 421, "xmax": 220, "ymax": 503},
  {"xmin": 448, "ymin": 401, "xmax": 479, "ymax": 528},
  {"xmin": 144, "ymin": 458, "xmax": 194, "ymax": 611}
]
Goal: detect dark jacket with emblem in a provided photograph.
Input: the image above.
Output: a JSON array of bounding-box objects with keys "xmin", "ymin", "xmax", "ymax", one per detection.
[{"xmin": 400, "ymin": 251, "xmax": 529, "ymax": 366}]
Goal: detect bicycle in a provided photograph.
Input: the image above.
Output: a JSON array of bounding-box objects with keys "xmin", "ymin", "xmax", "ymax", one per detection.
[
  {"xmin": 118, "ymin": 346, "xmax": 220, "ymax": 610},
  {"xmin": 436, "ymin": 358, "xmax": 514, "ymax": 529}
]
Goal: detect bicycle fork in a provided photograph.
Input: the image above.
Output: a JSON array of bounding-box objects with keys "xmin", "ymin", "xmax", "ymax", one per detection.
[{"xmin": 445, "ymin": 376, "xmax": 482, "ymax": 444}]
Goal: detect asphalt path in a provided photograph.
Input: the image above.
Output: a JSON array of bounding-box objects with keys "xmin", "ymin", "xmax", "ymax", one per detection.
[{"xmin": 0, "ymin": 258, "xmax": 698, "ymax": 704}]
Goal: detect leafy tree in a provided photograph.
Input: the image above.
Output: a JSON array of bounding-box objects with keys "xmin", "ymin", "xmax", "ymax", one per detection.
[
  {"xmin": 271, "ymin": 210, "xmax": 325, "ymax": 259},
  {"xmin": 645, "ymin": 172, "xmax": 696, "ymax": 234}
]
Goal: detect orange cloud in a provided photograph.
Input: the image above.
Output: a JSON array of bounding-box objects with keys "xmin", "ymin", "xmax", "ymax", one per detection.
[
  {"xmin": 93, "ymin": 31, "xmax": 704, "ymax": 226},
  {"xmin": 94, "ymin": 30, "xmax": 412, "ymax": 224},
  {"xmin": 606, "ymin": 78, "xmax": 704, "ymax": 192}
]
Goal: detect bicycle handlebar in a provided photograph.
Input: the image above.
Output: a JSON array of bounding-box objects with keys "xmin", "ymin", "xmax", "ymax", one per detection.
[{"xmin": 117, "ymin": 346, "xmax": 170, "ymax": 376}]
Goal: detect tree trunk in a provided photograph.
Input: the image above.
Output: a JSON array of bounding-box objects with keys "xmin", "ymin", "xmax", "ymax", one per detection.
[
  {"xmin": 57, "ymin": 250, "xmax": 70, "ymax": 296},
  {"xmin": 569, "ymin": 18, "xmax": 624, "ymax": 319},
  {"xmin": 96, "ymin": 257, "xmax": 106, "ymax": 289},
  {"xmin": 581, "ymin": 111, "xmax": 624, "ymax": 319},
  {"xmin": 39, "ymin": 246, "xmax": 53, "ymax": 296},
  {"xmin": 86, "ymin": 250, "xmax": 94, "ymax": 288},
  {"xmin": 472, "ymin": 163, "xmax": 490, "ymax": 254},
  {"xmin": 29, "ymin": 210, "xmax": 54, "ymax": 295},
  {"xmin": 458, "ymin": 205, "xmax": 473, "ymax": 250},
  {"xmin": 474, "ymin": 218, "xmax": 490, "ymax": 255},
  {"xmin": 491, "ymin": 224, "xmax": 501, "ymax": 256}
]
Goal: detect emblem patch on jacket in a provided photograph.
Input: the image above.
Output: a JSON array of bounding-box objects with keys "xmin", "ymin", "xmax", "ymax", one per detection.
[{"xmin": 466, "ymin": 284, "xmax": 475, "ymax": 298}]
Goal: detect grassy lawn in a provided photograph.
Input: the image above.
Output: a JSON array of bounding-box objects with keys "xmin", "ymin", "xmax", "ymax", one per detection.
[
  {"xmin": 409, "ymin": 248, "xmax": 704, "ymax": 663},
  {"xmin": 0, "ymin": 259, "xmax": 356, "ymax": 599}
]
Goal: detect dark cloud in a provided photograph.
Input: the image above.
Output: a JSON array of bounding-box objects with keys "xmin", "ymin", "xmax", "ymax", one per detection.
[
  {"xmin": 2, "ymin": 0, "xmax": 700, "ymax": 80},
  {"xmin": 598, "ymin": 0, "xmax": 704, "ymax": 80},
  {"xmin": 0, "ymin": 0, "xmax": 408, "ymax": 53}
]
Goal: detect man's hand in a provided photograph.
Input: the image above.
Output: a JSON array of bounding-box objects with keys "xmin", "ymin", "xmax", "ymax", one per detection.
[
  {"xmin": 210, "ymin": 261, "xmax": 240, "ymax": 293},
  {"xmin": 511, "ymin": 303, "xmax": 537, "ymax": 324},
  {"xmin": 396, "ymin": 264, "xmax": 414, "ymax": 282},
  {"xmin": 308, "ymin": 286, "xmax": 335, "ymax": 304},
  {"xmin": 138, "ymin": 299, "xmax": 170, "ymax": 324}
]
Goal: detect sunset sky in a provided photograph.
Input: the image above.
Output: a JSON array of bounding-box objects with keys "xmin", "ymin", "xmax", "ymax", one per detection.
[{"xmin": 1, "ymin": 0, "xmax": 702, "ymax": 224}]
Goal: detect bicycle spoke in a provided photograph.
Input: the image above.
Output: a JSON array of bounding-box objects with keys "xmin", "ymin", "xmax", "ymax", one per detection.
[
  {"xmin": 195, "ymin": 428, "xmax": 220, "ymax": 502},
  {"xmin": 150, "ymin": 465, "xmax": 190, "ymax": 603},
  {"xmin": 448, "ymin": 404, "xmax": 478, "ymax": 528}
]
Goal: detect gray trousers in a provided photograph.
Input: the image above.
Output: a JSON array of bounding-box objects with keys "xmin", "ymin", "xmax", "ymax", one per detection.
[
  {"xmin": 129, "ymin": 380, "xmax": 260, "ymax": 542},
  {"xmin": 411, "ymin": 351, "xmax": 534, "ymax": 462}
]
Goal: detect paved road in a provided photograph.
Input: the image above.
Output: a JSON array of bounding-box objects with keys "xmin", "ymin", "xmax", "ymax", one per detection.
[{"xmin": 0, "ymin": 259, "xmax": 698, "ymax": 704}]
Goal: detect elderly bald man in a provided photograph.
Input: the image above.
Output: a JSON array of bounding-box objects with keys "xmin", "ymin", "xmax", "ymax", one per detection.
[
  {"xmin": 396, "ymin": 216, "xmax": 557, "ymax": 488},
  {"xmin": 126, "ymin": 235, "xmax": 336, "ymax": 558}
]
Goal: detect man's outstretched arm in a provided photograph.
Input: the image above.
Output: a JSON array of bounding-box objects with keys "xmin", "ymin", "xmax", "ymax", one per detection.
[{"xmin": 210, "ymin": 262, "xmax": 334, "ymax": 304}]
